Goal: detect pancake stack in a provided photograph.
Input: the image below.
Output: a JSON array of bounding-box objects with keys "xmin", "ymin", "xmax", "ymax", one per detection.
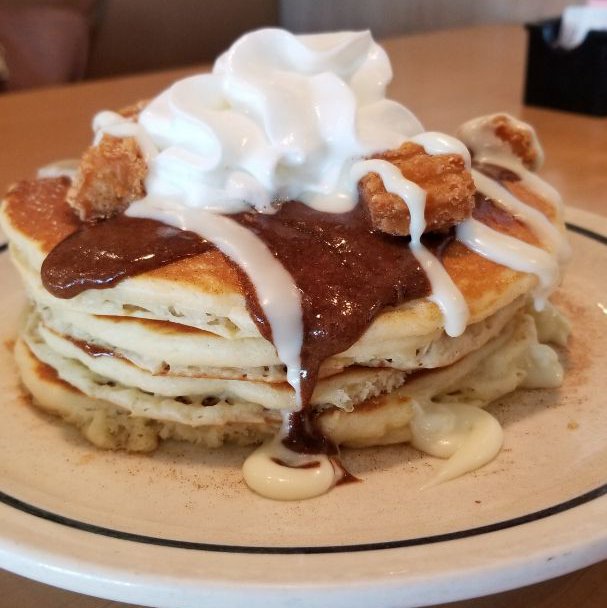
[
  {"xmin": 0, "ymin": 30, "xmax": 571, "ymax": 495},
  {"xmin": 1, "ymin": 164, "xmax": 568, "ymax": 455}
]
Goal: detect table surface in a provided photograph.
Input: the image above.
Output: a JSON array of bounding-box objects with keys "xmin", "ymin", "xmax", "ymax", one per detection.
[{"xmin": 0, "ymin": 23, "xmax": 605, "ymax": 608}]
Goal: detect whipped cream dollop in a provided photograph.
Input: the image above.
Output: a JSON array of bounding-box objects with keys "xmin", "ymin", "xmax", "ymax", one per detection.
[
  {"xmin": 119, "ymin": 28, "xmax": 471, "ymax": 407},
  {"xmin": 129, "ymin": 29, "xmax": 426, "ymax": 214}
]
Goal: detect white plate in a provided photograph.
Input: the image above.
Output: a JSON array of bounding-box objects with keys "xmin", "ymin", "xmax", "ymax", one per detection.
[{"xmin": 0, "ymin": 207, "xmax": 606, "ymax": 608}]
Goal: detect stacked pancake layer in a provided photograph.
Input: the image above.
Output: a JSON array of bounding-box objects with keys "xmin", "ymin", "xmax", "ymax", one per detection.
[{"xmin": 1, "ymin": 176, "xmax": 569, "ymax": 456}]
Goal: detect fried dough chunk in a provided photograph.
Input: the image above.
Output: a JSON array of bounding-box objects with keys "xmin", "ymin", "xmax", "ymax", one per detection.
[
  {"xmin": 358, "ymin": 142, "xmax": 475, "ymax": 237},
  {"xmin": 66, "ymin": 134, "xmax": 147, "ymax": 221},
  {"xmin": 490, "ymin": 114, "xmax": 542, "ymax": 170},
  {"xmin": 118, "ymin": 99, "xmax": 148, "ymax": 121},
  {"xmin": 457, "ymin": 114, "xmax": 544, "ymax": 171}
]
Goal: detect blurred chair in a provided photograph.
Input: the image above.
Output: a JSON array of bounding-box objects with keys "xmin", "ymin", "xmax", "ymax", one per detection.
[
  {"xmin": 0, "ymin": 1, "xmax": 95, "ymax": 91},
  {"xmin": 86, "ymin": 0, "xmax": 278, "ymax": 78},
  {"xmin": 87, "ymin": 0, "xmax": 278, "ymax": 77},
  {"xmin": 0, "ymin": 0, "xmax": 277, "ymax": 91}
]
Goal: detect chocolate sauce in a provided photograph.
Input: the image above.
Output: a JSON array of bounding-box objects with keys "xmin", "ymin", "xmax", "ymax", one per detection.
[
  {"xmin": 271, "ymin": 458, "xmax": 321, "ymax": 469},
  {"xmin": 472, "ymin": 191, "xmax": 525, "ymax": 232},
  {"xmin": 41, "ymin": 216, "xmax": 213, "ymax": 298},
  {"xmin": 231, "ymin": 203, "xmax": 430, "ymax": 406},
  {"xmin": 38, "ymin": 191, "xmax": 530, "ymax": 464},
  {"xmin": 279, "ymin": 384, "xmax": 350, "ymax": 462},
  {"xmin": 41, "ymin": 201, "xmax": 433, "ymax": 454},
  {"xmin": 269, "ymin": 455, "xmax": 361, "ymax": 485},
  {"xmin": 334, "ymin": 461, "xmax": 361, "ymax": 485},
  {"xmin": 67, "ymin": 336, "xmax": 117, "ymax": 359},
  {"xmin": 475, "ymin": 162, "xmax": 521, "ymax": 183},
  {"xmin": 281, "ymin": 408, "xmax": 338, "ymax": 456}
]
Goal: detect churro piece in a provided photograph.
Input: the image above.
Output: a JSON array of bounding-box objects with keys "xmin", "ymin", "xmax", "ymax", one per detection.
[
  {"xmin": 66, "ymin": 134, "xmax": 147, "ymax": 221},
  {"xmin": 490, "ymin": 114, "xmax": 542, "ymax": 170},
  {"xmin": 457, "ymin": 113, "xmax": 544, "ymax": 171},
  {"xmin": 118, "ymin": 99, "xmax": 148, "ymax": 121},
  {"xmin": 358, "ymin": 142, "xmax": 475, "ymax": 237}
]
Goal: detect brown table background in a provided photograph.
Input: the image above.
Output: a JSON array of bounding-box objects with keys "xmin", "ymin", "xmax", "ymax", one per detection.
[{"xmin": 0, "ymin": 24, "xmax": 605, "ymax": 608}]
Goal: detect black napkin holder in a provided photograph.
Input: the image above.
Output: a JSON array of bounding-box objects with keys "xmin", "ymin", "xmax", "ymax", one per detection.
[{"xmin": 524, "ymin": 17, "xmax": 607, "ymax": 116}]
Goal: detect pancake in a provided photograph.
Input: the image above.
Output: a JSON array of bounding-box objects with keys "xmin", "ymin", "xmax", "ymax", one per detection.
[
  {"xmin": 1, "ymin": 178, "xmax": 559, "ymax": 404},
  {"xmin": 37, "ymin": 296, "xmax": 526, "ymax": 381},
  {"xmin": 15, "ymin": 305, "xmax": 560, "ymax": 453},
  {"xmin": 27, "ymin": 297, "xmax": 525, "ymax": 409},
  {"xmin": 0, "ymin": 168, "xmax": 569, "ymax": 468},
  {"xmin": 3, "ymin": 177, "xmax": 543, "ymax": 338},
  {"xmin": 0, "ymin": 29, "xmax": 571, "ymax": 499}
]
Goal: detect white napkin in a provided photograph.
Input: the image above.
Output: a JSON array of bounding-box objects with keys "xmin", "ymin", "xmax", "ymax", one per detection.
[{"xmin": 557, "ymin": 6, "xmax": 607, "ymax": 49}]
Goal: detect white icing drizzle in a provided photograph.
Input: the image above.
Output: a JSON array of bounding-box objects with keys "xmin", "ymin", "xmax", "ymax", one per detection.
[
  {"xmin": 411, "ymin": 246, "xmax": 470, "ymax": 338},
  {"xmin": 456, "ymin": 218, "xmax": 559, "ymax": 309},
  {"xmin": 126, "ymin": 200, "xmax": 304, "ymax": 406},
  {"xmin": 243, "ymin": 415, "xmax": 339, "ymax": 500},
  {"xmin": 37, "ymin": 159, "xmax": 80, "ymax": 180},
  {"xmin": 410, "ymin": 401, "xmax": 504, "ymax": 487},
  {"xmin": 521, "ymin": 343, "xmax": 564, "ymax": 389},
  {"xmin": 93, "ymin": 111, "xmax": 159, "ymax": 162},
  {"xmin": 409, "ymin": 132, "xmax": 472, "ymax": 169},
  {"xmin": 456, "ymin": 113, "xmax": 545, "ymax": 170},
  {"xmin": 351, "ymin": 158, "xmax": 469, "ymax": 337},
  {"xmin": 457, "ymin": 113, "xmax": 570, "ymax": 262},
  {"xmin": 471, "ymin": 169, "xmax": 569, "ymax": 263},
  {"xmin": 243, "ymin": 441, "xmax": 336, "ymax": 501},
  {"xmin": 479, "ymin": 154, "xmax": 563, "ymax": 215}
]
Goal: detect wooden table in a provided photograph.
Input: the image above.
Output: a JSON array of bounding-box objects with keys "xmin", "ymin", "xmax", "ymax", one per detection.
[{"xmin": 0, "ymin": 24, "xmax": 605, "ymax": 608}]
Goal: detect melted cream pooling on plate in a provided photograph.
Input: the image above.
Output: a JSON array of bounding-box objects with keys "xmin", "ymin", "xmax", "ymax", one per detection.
[
  {"xmin": 243, "ymin": 433, "xmax": 338, "ymax": 501},
  {"xmin": 410, "ymin": 402, "xmax": 504, "ymax": 487},
  {"xmin": 84, "ymin": 33, "xmax": 569, "ymax": 500}
]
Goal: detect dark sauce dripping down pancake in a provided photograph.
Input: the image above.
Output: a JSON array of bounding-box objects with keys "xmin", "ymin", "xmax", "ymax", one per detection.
[
  {"xmin": 42, "ymin": 203, "xmax": 430, "ymax": 394},
  {"xmin": 40, "ymin": 163, "xmax": 521, "ymax": 454},
  {"xmin": 41, "ymin": 202, "xmax": 433, "ymax": 452}
]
